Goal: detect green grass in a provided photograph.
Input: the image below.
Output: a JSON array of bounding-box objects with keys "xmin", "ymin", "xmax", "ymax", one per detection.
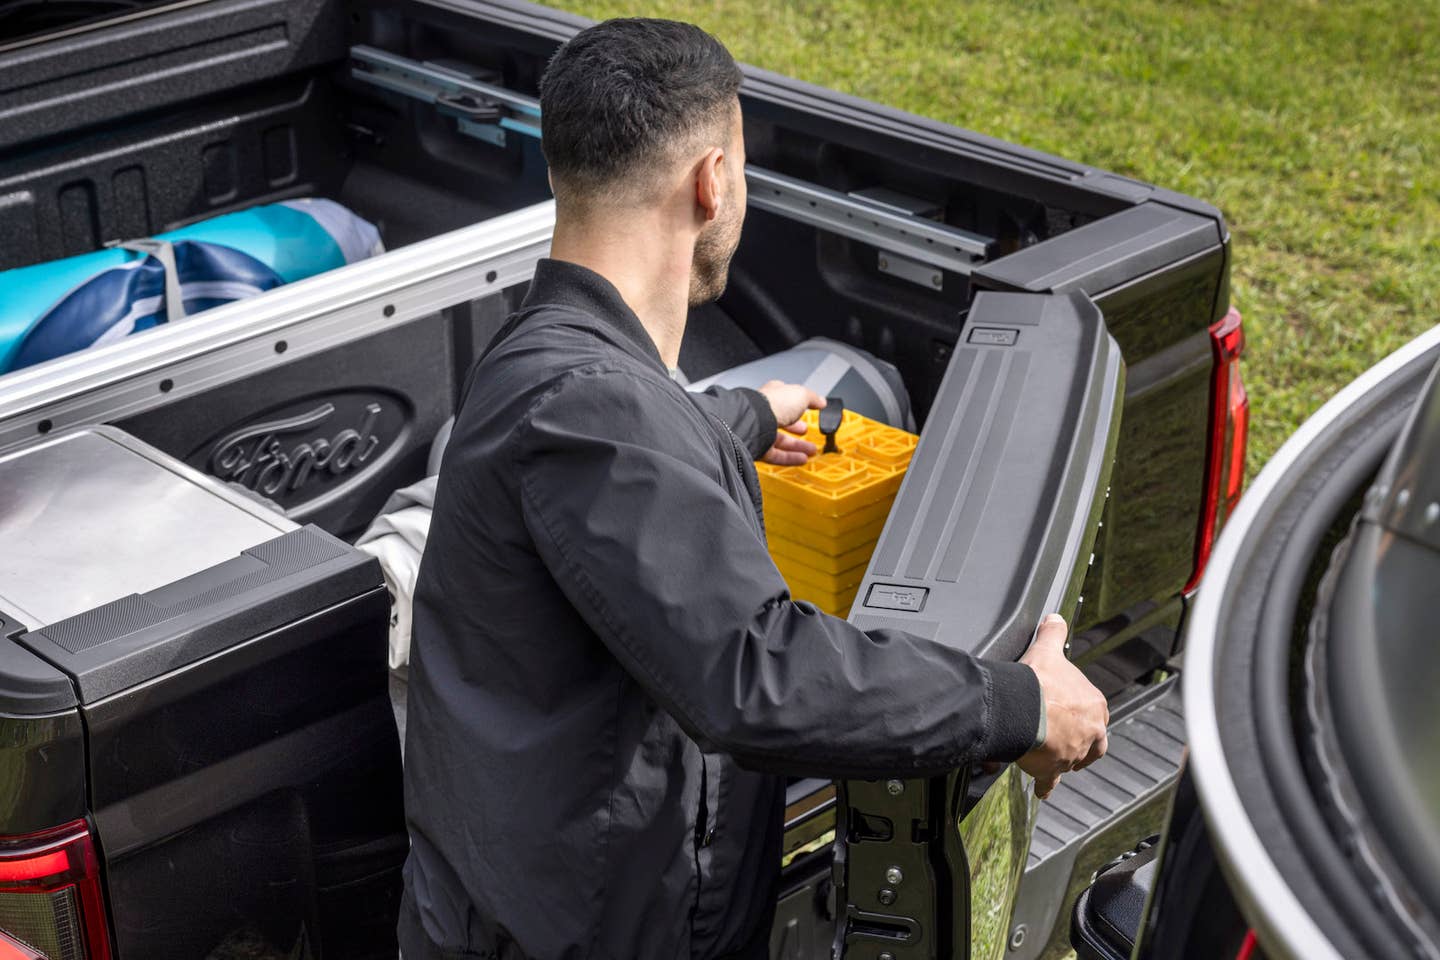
[{"xmin": 559, "ymin": 0, "xmax": 1440, "ymax": 476}]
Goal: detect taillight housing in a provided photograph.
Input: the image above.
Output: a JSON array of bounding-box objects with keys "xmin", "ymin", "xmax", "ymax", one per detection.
[
  {"xmin": 1185, "ymin": 306, "xmax": 1249, "ymax": 594},
  {"xmin": 0, "ymin": 820, "xmax": 111, "ymax": 960}
]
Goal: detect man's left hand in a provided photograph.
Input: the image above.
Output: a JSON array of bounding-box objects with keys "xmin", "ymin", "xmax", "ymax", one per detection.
[{"xmin": 757, "ymin": 380, "xmax": 825, "ymax": 465}]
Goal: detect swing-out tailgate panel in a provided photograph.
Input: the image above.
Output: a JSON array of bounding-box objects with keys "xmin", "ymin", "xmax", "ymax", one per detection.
[{"xmin": 851, "ymin": 290, "xmax": 1125, "ymax": 663}]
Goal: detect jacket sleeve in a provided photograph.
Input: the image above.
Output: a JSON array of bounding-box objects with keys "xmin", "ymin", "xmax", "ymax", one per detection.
[
  {"xmin": 686, "ymin": 385, "xmax": 778, "ymax": 461},
  {"xmin": 514, "ymin": 370, "xmax": 1041, "ymax": 780}
]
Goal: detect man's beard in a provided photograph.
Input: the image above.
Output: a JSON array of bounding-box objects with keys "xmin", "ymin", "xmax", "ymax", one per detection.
[{"xmin": 689, "ymin": 202, "xmax": 743, "ymax": 307}]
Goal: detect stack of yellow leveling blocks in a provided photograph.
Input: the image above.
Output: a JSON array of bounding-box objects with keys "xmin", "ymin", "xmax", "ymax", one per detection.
[{"xmin": 756, "ymin": 403, "xmax": 918, "ymax": 616}]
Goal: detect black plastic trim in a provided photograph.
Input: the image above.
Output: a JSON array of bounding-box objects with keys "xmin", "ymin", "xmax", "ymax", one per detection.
[
  {"xmin": 971, "ymin": 202, "xmax": 1223, "ymax": 306},
  {"xmin": 852, "ymin": 289, "xmax": 1123, "ymax": 662},
  {"xmin": 18, "ymin": 525, "xmax": 381, "ymax": 702},
  {"xmin": 0, "ymin": 614, "xmax": 77, "ymax": 714},
  {"xmin": 1072, "ymin": 844, "xmax": 1159, "ymax": 960}
]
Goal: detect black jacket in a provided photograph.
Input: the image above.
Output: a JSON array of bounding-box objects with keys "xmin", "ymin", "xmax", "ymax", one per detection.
[{"xmin": 398, "ymin": 259, "xmax": 1042, "ymax": 960}]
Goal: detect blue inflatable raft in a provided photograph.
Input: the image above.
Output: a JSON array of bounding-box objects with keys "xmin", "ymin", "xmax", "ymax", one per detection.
[{"xmin": 0, "ymin": 198, "xmax": 383, "ymax": 374}]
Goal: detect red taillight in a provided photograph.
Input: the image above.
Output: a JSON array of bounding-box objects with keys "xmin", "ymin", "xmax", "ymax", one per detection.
[
  {"xmin": 0, "ymin": 853, "xmax": 69, "ymax": 886},
  {"xmin": 1185, "ymin": 307, "xmax": 1249, "ymax": 594},
  {"xmin": 0, "ymin": 931, "xmax": 47, "ymax": 960},
  {"xmin": 0, "ymin": 821, "xmax": 111, "ymax": 960}
]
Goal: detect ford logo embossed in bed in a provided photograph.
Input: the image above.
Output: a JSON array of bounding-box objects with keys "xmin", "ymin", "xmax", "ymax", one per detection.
[{"xmin": 190, "ymin": 391, "xmax": 408, "ymax": 508}]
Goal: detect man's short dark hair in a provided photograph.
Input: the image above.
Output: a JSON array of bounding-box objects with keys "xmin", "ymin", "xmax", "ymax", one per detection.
[{"xmin": 540, "ymin": 18, "xmax": 743, "ymax": 206}]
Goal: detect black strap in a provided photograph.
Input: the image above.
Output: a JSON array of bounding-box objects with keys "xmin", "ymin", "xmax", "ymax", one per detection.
[{"xmin": 819, "ymin": 395, "xmax": 844, "ymax": 454}]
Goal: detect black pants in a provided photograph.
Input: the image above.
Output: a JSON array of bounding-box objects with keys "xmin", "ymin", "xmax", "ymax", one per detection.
[{"xmin": 396, "ymin": 886, "xmax": 776, "ymax": 960}]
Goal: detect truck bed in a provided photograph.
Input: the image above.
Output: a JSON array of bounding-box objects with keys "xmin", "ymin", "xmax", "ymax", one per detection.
[{"xmin": 1, "ymin": 0, "xmax": 1222, "ymax": 629}]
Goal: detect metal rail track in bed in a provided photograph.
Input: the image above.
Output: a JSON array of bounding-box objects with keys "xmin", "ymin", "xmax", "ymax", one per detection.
[{"xmin": 0, "ymin": 202, "xmax": 557, "ymax": 452}]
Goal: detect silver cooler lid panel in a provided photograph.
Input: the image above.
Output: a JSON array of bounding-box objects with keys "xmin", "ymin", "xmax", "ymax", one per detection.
[{"xmin": 0, "ymin": 426, "xmax": 294, "ymax": 630}]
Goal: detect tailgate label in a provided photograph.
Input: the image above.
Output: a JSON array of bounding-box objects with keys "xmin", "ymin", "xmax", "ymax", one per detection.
[
  {"xmin": 967, "ymin": 327, "xmax": 1019, "ymax": 346},
  {"xmin": 864, "ymin": 583, "xmax": 929, "ymax": 612}
]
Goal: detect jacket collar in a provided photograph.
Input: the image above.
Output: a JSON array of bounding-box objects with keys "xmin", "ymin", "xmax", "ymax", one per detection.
[{"xmin": 521, "ymin": 258, "xmax": 666, "ymax": 371}]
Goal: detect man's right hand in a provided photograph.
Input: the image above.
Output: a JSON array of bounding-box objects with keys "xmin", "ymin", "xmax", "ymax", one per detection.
[
  {"xmin": 1016, "ymin": 614, "xmax": 1109, "ymax": 799},
  {"xmin": 756, "ymin": 380, "xmax": 826, "ymax": 465}
]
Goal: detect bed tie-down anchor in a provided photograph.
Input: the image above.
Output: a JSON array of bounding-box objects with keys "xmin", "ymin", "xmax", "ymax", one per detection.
[{"xmin": 349, "ymin": 45, "xmax": 542, "ymax": 148}]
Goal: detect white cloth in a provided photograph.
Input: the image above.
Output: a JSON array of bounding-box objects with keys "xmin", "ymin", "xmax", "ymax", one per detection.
[
  {"xmin": 355, "ymin": 476, "xmax": 436, "ymax": 671},
  {"xmin": 278, "ymin": 198, "xmax": 386, "ymax": 264}
]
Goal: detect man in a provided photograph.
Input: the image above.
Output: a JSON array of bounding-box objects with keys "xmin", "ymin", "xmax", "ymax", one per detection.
[{"xmin": 400, "ymin": 18, "xmax": 1108, "ymax": 960}]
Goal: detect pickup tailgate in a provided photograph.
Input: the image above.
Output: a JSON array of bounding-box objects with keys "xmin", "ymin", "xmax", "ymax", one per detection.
[{"xmin": 835, "ymin": 289, "xmax": 1124, "ymax": 959}]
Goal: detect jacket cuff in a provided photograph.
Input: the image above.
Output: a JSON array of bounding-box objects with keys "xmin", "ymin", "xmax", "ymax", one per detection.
[
  {"xmin": 975, "ymin": 659, "xmax": 1044, "ymax": 762},
  {"xmin": 735, "ymin": 387, "xmax": 779, "ymax": 461}
]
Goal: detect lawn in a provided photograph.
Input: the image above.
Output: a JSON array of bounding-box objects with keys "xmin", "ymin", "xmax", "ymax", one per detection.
[{"xmin": 560, "ymin": 0, "xmax": 1440, "ymax": 477}]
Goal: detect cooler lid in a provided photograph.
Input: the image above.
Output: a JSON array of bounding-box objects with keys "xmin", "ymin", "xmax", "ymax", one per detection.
[{"xmin": 0, "ymin": 426, "xmax": 295, "ymax": 630}]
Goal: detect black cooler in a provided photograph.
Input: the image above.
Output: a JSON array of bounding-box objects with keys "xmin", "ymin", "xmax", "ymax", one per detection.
[{"xmin": 0, "ymin": 426, "xmax": 405, "ymax": 960}]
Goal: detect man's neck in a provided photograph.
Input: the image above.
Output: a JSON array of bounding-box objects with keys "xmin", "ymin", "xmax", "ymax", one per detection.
[{"xmin": 550, "ymin": 212, "xmax": 693, "ymax": 369}]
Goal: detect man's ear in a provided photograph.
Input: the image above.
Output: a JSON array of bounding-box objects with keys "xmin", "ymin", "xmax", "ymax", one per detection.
[{"xmin": 695, "ymin": 147, "xmax": 726, "ymax": 223}]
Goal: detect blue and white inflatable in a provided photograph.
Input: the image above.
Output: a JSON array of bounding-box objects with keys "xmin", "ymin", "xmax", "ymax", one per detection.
[{"xmin": 0, "ymin": 198, "xmax": 383, "ymax": 373}]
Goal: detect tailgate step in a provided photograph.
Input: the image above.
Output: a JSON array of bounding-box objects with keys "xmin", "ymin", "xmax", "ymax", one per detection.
[
  {"xmin": 1009, "ymin": 678, "xmax": 1184, "ymax": 959},
  {"xmin": 1029, "ymin": 680, "xmax": 1184, "ymax": 869}
]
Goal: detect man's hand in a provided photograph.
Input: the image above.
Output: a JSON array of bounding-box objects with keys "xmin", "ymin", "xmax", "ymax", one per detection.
[
  {"xmin": 757, "ymin": 380, "xmax": 825, "ymax": 465},
  {"xmin": 1016, "ymin": 614, "xmax": 1109, "ymax": 800}
]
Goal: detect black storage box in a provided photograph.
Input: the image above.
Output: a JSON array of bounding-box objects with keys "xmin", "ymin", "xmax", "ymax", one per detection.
[{"xmin": 0, "ymin": 426, "xmax": 404, "ymax": 960}]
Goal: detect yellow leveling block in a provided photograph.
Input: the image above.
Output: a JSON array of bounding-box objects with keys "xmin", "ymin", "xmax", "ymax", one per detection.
[{"xmin": 756, "ymin": 407, "xmax": 917, "ymax": 616}]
